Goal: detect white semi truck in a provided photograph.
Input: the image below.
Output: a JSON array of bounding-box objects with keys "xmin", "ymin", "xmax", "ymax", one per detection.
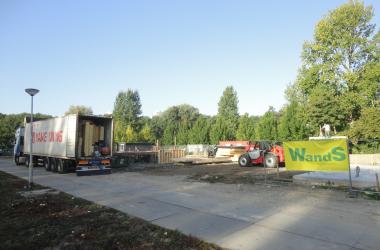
[{"xmin": 14, "ymin": 114, "xmax": 113, "ymax": 174}]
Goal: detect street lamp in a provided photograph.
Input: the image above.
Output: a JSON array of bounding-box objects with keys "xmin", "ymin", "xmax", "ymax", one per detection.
[{"xmin": 25, "ymin": 88, "xmax": 39, "ymax": 189}]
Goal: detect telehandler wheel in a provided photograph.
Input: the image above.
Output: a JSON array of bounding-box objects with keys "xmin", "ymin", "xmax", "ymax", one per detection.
[
  {"xmin": 238, "ymin": 154, "xmax": 252, "ymax": 167},
  {"xmin": 264, "ymin": 153, "xmax": 278, "ymax": 168}
]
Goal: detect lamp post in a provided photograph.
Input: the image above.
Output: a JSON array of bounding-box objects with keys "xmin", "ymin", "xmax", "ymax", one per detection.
[{"xmin": 25, "ymin": 88, "xmax": 39, "ymax": 189}]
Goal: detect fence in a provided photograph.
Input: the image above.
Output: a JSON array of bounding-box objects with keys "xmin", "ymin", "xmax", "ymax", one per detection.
[{"xmin": 158, "ymin": 147, "xmax": 186, "ymax": 164}]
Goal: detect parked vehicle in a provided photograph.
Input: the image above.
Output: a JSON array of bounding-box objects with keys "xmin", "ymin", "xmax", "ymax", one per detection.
[
  {"xmin": 238, "ymin": 141, "xmax": 285, "ymax": 168},
  {"xmin": 14, "ymin": 114, "xmax": 113, "ymax": 174}
]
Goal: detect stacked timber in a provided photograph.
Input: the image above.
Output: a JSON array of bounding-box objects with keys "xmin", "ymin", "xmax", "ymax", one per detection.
[
  {"xmin": 215, "ymin": 141, "xmax": 250, "ymax": 162},
  {"xmin": 83, "ymin": 122, "xmax": 106, "ymax": 156}
]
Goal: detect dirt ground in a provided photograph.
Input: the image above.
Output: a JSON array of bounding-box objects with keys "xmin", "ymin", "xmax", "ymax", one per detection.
[
  {"xmin": 114, "ymin": 163, "xmax": 380, "ymax": 200},
  {"xmin": 0, "ymin": 171, "xmax": 222, "ymax": 250},
  {"xmin": 114, "ymin": 163, "xmax": 307, "ymax": 185}
]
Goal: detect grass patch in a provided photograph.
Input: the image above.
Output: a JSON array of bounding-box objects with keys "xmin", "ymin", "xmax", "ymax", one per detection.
[
  {"xmin": 0, "ymin": 171, "xmax": 222, "ymax": 250},
  {"xmin": 311, "ymin": 183, "xmax": 380, "ymax": 201},
  {"xmin": 361, "ymin": 188, "xmax": 380, "ymax": 200}
]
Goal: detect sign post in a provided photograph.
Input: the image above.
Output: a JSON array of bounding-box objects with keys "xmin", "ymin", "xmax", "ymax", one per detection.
[{"xmin": 347, "ymin": 140, "xmax": 353, "ymax": 192}]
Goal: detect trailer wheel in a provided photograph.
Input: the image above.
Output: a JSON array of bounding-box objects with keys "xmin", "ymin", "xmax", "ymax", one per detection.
[
  {"xmin": 25, "ymin": 156, "xmax": 30, "ymax": 167},
  {"xmin": 264, "ymin": 154, "xmax": 278, "ymax": 168},
  {"xmin": 44, "ymin": 157, "xmax": 52, "ymax": 171},
  {"xmin": 57, "ymin": 159, "xmax": 65, "ymax": 174},
  {"xmin": 238, "ymin": 154, "xmax": 252, "ymax": 167},
  {"xmin": 63, "ymin": 160, "xmax": 71, "ymax": 172},
  {"xmin": 51, "ymin": 158, "xmax": 58, "ymax": 172}
]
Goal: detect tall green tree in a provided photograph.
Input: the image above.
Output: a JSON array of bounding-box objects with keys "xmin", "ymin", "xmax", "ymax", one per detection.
[
  {"xmin": 278, "ymin": 101, "xmax": 309, "ymax": 140},
  {"xmin": 210, "ymin": 86, "xmax": 239, "ymax": 142},
  {"xmin": 307, "ymin": 85, "xmax": 345, "ymax": 134},
  {"xmin": 64, "ymin": 105, "xmax": 93, "ymax": 115},
  {"xmin": 257, "ymin": 107, "xmax": 278, "ymax": 140},
  {"xmin": 188, "ymin": 115, "xmax": 212, "ymax": 144},
  {"xmin": 113, "ymin": 89, "xmax": 142, "ymax": 142},
  {"xmin": 349, "ymin": 107, "xmax": 380, "ymax": 140},
  {"xmin": 296, "ymin": 0, "xmax": 378, "ymax": 128},
  {"xmin": 236, "ymin": 113, "xmax": 256, "ymax": 141},
  {"xmin": 153, "ymin": 104, "xmax": 200, "ymax": 145}
]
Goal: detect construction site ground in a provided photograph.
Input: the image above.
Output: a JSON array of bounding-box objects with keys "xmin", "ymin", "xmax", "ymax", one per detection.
[
  {"xmin": 1, "ymin": 158, "xmax": 380, "ymax": 250},
  {"xmin": 115, "ymin": 163, "xmax": 306, "ymax": 185}
]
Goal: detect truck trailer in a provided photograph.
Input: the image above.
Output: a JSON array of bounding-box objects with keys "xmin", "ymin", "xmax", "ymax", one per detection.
[{"xmin": 14, "ymin": 114, "xmax": 113, "ymax": 174}]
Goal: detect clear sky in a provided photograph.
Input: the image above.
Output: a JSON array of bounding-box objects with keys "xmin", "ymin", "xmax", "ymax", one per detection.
[{"xmin": 1, "ymin": 0, "xmax": 379, "ymax": 117}]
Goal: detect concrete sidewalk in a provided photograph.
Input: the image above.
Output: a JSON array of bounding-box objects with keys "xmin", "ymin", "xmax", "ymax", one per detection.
[
  {"xmin": 294, "ymin": 165, "xmax": 380, "ymax": 188},
  {"xmin": 1, "ymin": 158, "xmax": 380, "ymax": 250}
]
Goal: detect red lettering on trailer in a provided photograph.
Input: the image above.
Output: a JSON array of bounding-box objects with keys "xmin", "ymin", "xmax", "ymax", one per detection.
[
  {"xmin": 55, "ymin": 131, "xmax": 62, "ymax": 143},
  {"xmin": 32, "ymin": 130, "xmax": 63, "ymax": 143}
]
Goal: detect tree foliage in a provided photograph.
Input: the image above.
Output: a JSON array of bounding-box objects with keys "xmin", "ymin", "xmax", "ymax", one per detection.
[
  {"xmin": 236, "ymin": 113, "xmax": 256, "ymax": 141},
  {"xmin": 349, "ymin": 107, "xmax": 380, "ymax": 140},
  {"xmin": 64, "ymin": 105, "xmax": 93, "ymax": 116},
  {"xmin": 138, "ymin": 122, "xmax": 154, "ymax": 143},
  {"xmin": 210, "ymin": 86, "xmax": 239, "ymax": 143},
  {"xmin": 290, "ymin": 0, "xmax": 379, "ymax": 135},
  {"xmin": 152, "ymin": 104, "xmax": 200, "ymax": 145},
  {"xmin": 113, "ymin": 90, "xmax": 142, "ymax": 142},
  {"xmin": 256, "ymin": 107, "xmax": 278, "ymax": 140},
  {"xmin": 188, "ymin": 116, "xmax": 212, "ymax": 144},
  {"xmin": 278, "ymin": 101, "xmax": 309, "ymax": 140},
  {"xmin": 0, "ymin": 113, "xmax": 52, "ymax": 150}
]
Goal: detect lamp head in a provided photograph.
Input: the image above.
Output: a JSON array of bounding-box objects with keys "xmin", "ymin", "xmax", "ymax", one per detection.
[{"xmin": 25, "ymin": 88, "xmax": 40, "ymax": 96}]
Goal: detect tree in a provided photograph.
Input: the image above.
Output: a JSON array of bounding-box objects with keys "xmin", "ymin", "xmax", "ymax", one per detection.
[
  {"xmin": 64, "ymin": 105, "xmax": 93, "ymax": 115},
  {"xmin": 210, "ymin": 86, "xmax": 239, "ymax": 142},
  {"xmin": 125, "ymin": 125, "xmax": 138, "ymax": 143},
  {"xmin": 236, "ymin": 113, "xmax": 256, "ymax": 141},
  {"xmin": 349, "ymin": 107, "xmax": 380, "ymax": 140},
  {"xmin": 138, "ymin": 123, "xmax": 154, "ymax": 143},
  {"xmin": 306, "ymin": 85, "xmax": 345, "ymax": 134},
  {"xmin": 153, "ymin": 104, "xmax": 200, "ymax": 145},
  {"xmin": 297, "ymin": 1, "xmax": 377, "ymax": 123},
  {"xmin": 176, "ymin": 122, "xmax": 189, "ymax": 145},
  {"xmin": 256, "ymin": 107, "xmax": 278, "ymax": 140},
  {"xmin": 188, "ymin": 115, "xmax": 212, "ymax": 144},
  {"xmin": 278, "ymin": 101, "xmax": 309, "ymax": 140},
  {"xmin": 0, "ymin": 113, "xmax": 51, "ymax": 150},
  {"xmin": 113, "ymin": 89, "xmax": 142, "ymax": 142},
  {"xmin": 150, "ymin": 116, "xmax": 165, "ymax": 142}
]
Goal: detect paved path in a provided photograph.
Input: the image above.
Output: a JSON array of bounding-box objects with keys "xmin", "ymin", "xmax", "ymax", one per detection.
[{"xmin": 1, "ymin": 158, "xmax": 380, "ymax": 250}]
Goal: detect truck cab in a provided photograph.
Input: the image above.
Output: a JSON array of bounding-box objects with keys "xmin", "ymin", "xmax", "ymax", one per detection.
[{"xmin": 13, "ymin": 127, "xmax": 25, "ymax": 165}]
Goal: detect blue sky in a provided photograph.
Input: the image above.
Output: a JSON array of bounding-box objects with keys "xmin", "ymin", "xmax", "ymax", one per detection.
[{"xmin": 1, "ymin": 0, "xmax": 379, "ymax": 117}]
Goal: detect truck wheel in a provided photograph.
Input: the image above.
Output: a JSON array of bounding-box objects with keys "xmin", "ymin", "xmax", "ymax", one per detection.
[
  {"xmin": 44, "ymin": 157, "xmax": 52, "ymax": 171},
  {"xmin": 264, "ymin": 154, "xmax": 278, "ymax": 168},
  {"xmin": 239, "ymin": 154, "xmax": 252, "ymax": 167},
  {"xmin": 14, "ymin": 156, "xmax": 21, "ymax": 166},
  {"xmin": 57, "ymin": 159, "xmax": 65, "ymax": 174}
]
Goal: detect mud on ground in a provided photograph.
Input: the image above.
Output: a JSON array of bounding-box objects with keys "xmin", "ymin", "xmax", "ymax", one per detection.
[
  {"xmin": 0, "ymin": 171, "xmax": 222, "ymax": 250},
  {"xmin": 113, "ymin": 163, "xmax": 306, "ymax": 185}
]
